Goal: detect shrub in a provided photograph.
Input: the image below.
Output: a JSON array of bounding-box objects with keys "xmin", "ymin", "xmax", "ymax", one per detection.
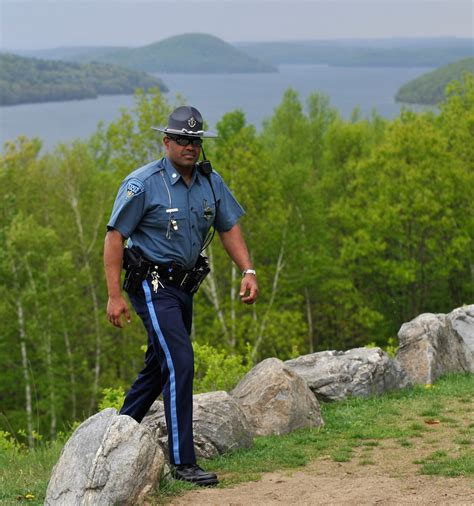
[
  {"xmin": 98, "ymin": 387, "xmax": 125, "ymax": 411},
  {"xmin": 193, "ymin": 342, "xmax": 252, "ymax": 393}
]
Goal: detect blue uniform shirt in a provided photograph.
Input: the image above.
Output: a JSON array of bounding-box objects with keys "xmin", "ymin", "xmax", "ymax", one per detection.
[{"xmin": 107, "ymin": 157, "xmax": 245, "ymax": 269}]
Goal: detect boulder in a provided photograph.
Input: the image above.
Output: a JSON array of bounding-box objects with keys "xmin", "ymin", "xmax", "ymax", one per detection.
[
  {"xmin": 447, "ymin": 304, "xmax": 474, "ymax": 353},
  {"xmin": 285, "ymin": 347, "xmax": 410, "ymax": 402},
  {"xmin": 396, "ymin": 311, "xmax": 474, "ymax": 384},
  {"xmin": 231, "ymin": 358, "xmax": 323, "ymax": 436},
  {"xmin": 142, "ymin": 391, "xmax": 253, "ymax": 460},
  {"xmin": 45, "ymin": 408, "xmax": 164, "ymax": 505}
]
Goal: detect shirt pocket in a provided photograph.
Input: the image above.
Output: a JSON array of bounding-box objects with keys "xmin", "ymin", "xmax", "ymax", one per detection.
[
  {"xmin": 159, "ymin": 207, "xmax": 189, "ymax": 237},
  {"xmin": 145, "ymin": 205, "xmax": 188, "ymax": 235}
]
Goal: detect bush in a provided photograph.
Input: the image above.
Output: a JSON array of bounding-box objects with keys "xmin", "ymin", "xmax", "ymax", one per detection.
[
  {"xmin": 0, "ymin": 430, "xmax": 22, "ymax": 453},
  {"xmin": 98, "ymin": 387, "xmax": 125, "ymax": 411},
  {"xmin": 365, "ymin": 337, "xmax": 398, "ymax": 357},
  {"xmin": 193, "ymin": 342, "xmax": 252, "ymax": 393}
]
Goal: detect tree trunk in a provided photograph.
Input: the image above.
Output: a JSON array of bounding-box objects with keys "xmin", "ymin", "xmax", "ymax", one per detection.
[
  {"xmin": 229, "ymin": 263, "xmax": 237, "ymax": 348},
  {"xmin": 62, "ymin": 325, "xmax": 77, "ymax": 420},
  {"xmin": 305, "ymin": 287, "xmax": 314, "ymax": 353},
  {"xmin": 45, "ymin": 328, "xmax": 57, "ymax": 439},
  {"xmin": 296, "ymin": 206, "xmax": 315, "ymax": 353},
  {"xmin": 12, "ymin": 261, "xmax": 34, "ymax": 448},
  {"xmin": 67, "ymin": 190, "xmax": 103, "ymax": 413},
  {"xmin": 202, "ymin": 245, "xmax": 231, "ymax": 344},
  {"xmin": 24, "ymin": 258, "xmax": 57, "ymax": 438},
  {"xmin": 251, "ymin": 228, "xmax": 286, "ymax": 361}
]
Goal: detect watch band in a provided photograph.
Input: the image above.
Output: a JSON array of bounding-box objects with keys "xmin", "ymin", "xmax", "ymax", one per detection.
[{"xmin": 242, "ymin": 269, "xmax": 256, "ymax": 277}]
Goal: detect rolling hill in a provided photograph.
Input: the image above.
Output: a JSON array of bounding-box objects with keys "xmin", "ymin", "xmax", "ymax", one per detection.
[
  {"xmin": 0, "ymin": 53, "xmax": 168, "ymax": 106},
  {"xmin": 75, "ymin": 33, "xmax": 277, "ymax": 73},
  {"xmin": 395, "ymin": 57, "xmax": 474, "ymax": 105},
  {"xmin": 8, "ymin": 37, "xmax": 471, "ymax": 72},
  {"xmin": 237, "ymin": 38, "xmax": 474, "ymax": 67}
]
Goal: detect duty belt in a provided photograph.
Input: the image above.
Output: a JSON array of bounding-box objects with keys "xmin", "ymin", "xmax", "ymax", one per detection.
[
  {"xmin": 150, "ymin": 263, "xmax": 193, "ymax": 287},
  {"xmin": 122, "ymin": 247, "xmax": 210, "ymax": 295}
]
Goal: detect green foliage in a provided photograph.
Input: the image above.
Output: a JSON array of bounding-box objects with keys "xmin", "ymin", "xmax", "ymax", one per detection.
[
  {"xmin": 0, "ymin": 430, "xmax": 22, "ymax": 452},
  {"xmin": 98, "ymin": 387, "xmax": 125, "ymax": 411},
  {"xmin": 396, "ymin": 57, "xmax": 474, "ymax": 104},
  {"xmin": 193, "ymin": 343, "xmax": 252, "ymax": 393},
  {"xmin": 1, "ymin": 77, "xmax": 473, "ymax": 442},
  {"xmin": 383, "ymin": 338, "xmax": 398, "ymax": 358},
  {"xmin": 0, "ymin": 53, "xmax": 167, "ymax": 106},
  {"xmin": 365, "ymin": 337, "xmax": 398, "ymax": 358},
  {"xmin": 0, "ymin": 438, "xmax": 64, "ymax": 505}
]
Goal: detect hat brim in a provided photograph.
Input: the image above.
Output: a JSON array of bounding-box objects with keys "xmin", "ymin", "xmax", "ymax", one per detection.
[{"xmin": 151, "ymin": 126, "xmax": 217, "ymax": 138}]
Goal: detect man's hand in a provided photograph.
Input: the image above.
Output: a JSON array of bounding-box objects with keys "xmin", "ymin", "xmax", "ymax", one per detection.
[
  {"xmin": 240, "ymin": 274, "xmax": 259, "ymax": 304},
  {"xmin": 107, "ymin": 295, "xmax": 131, "ymax": 328}
]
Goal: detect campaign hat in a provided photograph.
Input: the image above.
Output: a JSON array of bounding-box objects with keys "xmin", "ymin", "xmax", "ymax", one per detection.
[{"xmin": 152, "ymin": 106, "xmax": 217, "ymax": 138}]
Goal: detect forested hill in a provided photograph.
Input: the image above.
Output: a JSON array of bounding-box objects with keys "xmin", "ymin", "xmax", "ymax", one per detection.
[
  {"xmin": 237, "ymin": 39, "xmax": 473, "ymax": 67},
  {"xmin": 395, "ymin": 58, "xmax": 474, "ymax": 105},
  {"xmin": 13, "ymin": 37, "xmax": 471, "ymax": 71},
  {"xmin": 0, "ymin": 53, "xmax": 168, "ymax": 106},
  {"xmin": 67, "ymin": 34, "xmax": 277, "ymax": 73},
  {"xmin": 13, "ymin": 46, "xmax": 129, "ymax": 62}
]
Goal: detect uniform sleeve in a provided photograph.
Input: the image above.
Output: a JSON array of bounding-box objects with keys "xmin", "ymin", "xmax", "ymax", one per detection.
[
  {"xmin": 107, "ymin": 177, "xmax": 147, "ymax": 238},
  {"xmin": 213, "ymin": 174, "xmax": 245, "ymax": 232}
]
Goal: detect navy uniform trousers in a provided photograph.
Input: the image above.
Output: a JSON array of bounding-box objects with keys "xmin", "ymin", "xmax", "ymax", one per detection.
[{"xmin": 119, "ymin": 278, "xmax": 196, "ymax": 466}]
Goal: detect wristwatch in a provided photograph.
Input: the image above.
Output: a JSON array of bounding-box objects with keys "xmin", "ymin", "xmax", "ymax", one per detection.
[{"xmin": 242, "ymin": 269, "xmax": 256, "ymax": 277}]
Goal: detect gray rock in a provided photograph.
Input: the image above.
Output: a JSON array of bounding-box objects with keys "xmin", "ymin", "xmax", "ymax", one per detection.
[
  {"xmin": 396, "ymin": 311, "xmax": 474, "ymax": 384},
  {"xmin": 143, "ymin": 391, "xmax": 253, "ymax": 460},
  {"xmin": 285, "ymin": 347, "xmax": 410, "ymax": 402},
  {"xmin": 45, "ymin": 408, "xmax": 164, "ymax": 505},
  {"xmin": 447, "ymin": 304, "xmax": 474, "ymax": 353},
  {"xmin": 231, "ymin": 358, "xmax": 323, "ymax": 436}
]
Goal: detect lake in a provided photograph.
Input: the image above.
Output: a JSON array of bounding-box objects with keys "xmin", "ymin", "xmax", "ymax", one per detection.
[{"xmin": 0, "ymin": 64, "xmax": 432, "ymax": 151}]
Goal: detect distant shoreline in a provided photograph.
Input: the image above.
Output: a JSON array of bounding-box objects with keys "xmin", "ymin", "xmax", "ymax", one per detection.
[
  {"xmin": 1, "ymin": 64, "xmax": 432, "ymax": 151},
  {"xmin": 0, "ymin": 53, "xmax": 168, "ymax": 107},
  {"xmin": 1, "ymin": 63, "xmax": 442, "ymax": 109},
  {"xmin": 0, "ymin": 89, "xmax": 171, "ymax": 108}
]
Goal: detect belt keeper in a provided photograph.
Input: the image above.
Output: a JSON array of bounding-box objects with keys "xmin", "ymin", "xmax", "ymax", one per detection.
[{"xmin": 180, "ymin": 272, "xmax": 190, "ymax": 286}]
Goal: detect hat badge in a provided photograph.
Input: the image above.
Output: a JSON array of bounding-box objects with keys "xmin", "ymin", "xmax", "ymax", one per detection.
[{"xmin": 188, "ymin": 116, "xmax": 197, "ymax": 128}]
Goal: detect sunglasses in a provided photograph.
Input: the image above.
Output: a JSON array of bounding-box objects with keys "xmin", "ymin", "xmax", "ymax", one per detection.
[{"xmin": 167, "ymin": 135, "xmax": 203, "ymax": 147}]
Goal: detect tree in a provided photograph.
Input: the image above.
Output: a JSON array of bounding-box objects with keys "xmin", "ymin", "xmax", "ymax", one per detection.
[{"xmin": 334, "ymin": 110, "xmax": 472, "ymax": 341}]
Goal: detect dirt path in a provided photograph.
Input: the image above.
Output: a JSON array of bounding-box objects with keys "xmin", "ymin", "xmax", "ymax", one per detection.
[{"xmin": 171, "ymin": 440, "xmax": 474, "ymax": 505}]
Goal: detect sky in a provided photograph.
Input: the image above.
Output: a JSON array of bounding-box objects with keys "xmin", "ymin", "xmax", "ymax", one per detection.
[{"xmin": 0, "ymin": 0, "xmax": 473, "ymax": 50}]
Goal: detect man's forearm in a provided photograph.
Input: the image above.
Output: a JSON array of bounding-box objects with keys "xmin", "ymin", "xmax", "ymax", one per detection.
[
  {"xmin": 218, "ymin": 224, "xmax": 252, "ymax": 272},
  {"xmin": 104, "ymin": 230, "xmax": 125, "ymax": 298}
]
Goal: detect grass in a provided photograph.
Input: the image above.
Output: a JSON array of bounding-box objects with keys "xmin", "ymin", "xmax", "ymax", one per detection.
[
  {"xmin": 417, "ymin": 449, "xmax": 474, "ymax": 477},
  {"xmin": 0, "ymin": 439, "xmax": 64, "ymax": 505},
  {"xmin": 1, "ymin": 373, "xmax": 473, "ymax": 504},
  {"xmin": 150, "ymin": 373, "xmax": 474, "ymax": 502}
]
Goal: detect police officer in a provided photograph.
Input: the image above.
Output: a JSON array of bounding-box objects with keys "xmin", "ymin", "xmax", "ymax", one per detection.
[{"xmin": 104, "ymin": 106, "xmax": 258, "ymax": 486}]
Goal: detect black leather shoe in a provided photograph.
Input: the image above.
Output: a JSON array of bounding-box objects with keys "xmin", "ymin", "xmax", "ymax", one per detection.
[{"xmin": 172, "ymin": 464, "xmax": 219, "ymax": 486}]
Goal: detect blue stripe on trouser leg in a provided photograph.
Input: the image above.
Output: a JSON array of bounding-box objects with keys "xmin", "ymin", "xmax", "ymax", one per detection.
[
  {"xmin": 119, "ymin": 281, "xmax": 195, "ymax": 465},
  {"xmin": 142, "ymin": 280, "xmax": 181, "ymax": 465}
]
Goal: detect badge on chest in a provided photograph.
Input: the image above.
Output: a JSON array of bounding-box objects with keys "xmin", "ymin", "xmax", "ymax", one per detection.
[{"xmin": 203, "ymin": 200, "xmax": 213, "ymax": 221}]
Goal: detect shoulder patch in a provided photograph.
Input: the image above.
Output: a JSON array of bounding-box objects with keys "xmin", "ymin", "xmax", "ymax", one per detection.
[{"xmin": 125, "ymin": 178, "xmax": 145, "ymax": 200}]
